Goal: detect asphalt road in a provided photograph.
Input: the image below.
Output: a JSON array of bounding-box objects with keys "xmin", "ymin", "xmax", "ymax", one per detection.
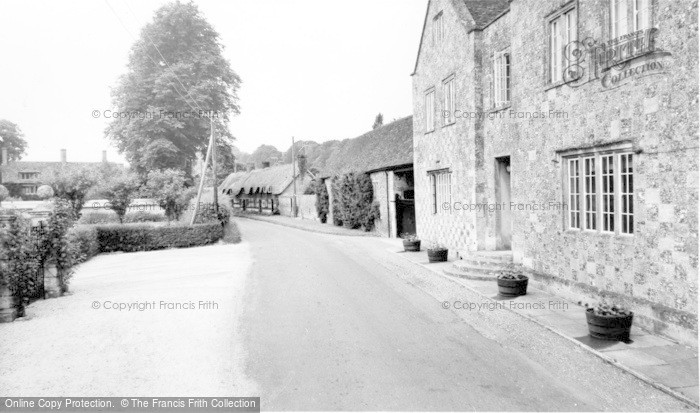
[{"xmin": 237, "ymin": 218, "xmax": 694, "ymax": 411}]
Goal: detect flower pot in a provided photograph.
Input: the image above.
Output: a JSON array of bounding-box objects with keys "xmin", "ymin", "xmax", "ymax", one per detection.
[
  {"xmin": 403, "ymin": 240, "xmax": 421, "ymax": 252},
  {"xmin": 427, "ymin": 248, "xmax": 448, "ymax": 263},
  {"xmin": 497, "ymin": 277, "xmax": 529, "ymax": 297},
  {"xmin": 586, "ymin": 308, "xmax": 634, "ymax": 341}
]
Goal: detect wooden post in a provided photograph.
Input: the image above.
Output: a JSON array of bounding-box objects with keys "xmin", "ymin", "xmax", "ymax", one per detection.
[
  {"xmin": 211, "ymin": 111, "xmax": 219, "ymax": 217},
  {"xmin": 292, "ymin": 137, "xmax": 297, "ymax": 217},
  {"xmin": 190, "ymin": 113, "xmax": 214, "ymax": 226}
]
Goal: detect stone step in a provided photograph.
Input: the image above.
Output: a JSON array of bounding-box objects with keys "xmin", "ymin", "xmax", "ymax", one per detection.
[
  {"xmin": 453, "ymin": 261, "xmax": 507, "ymax": 275},
  {"xmin": 443, "ymin": 266, "xmax": 498, "ymax": 281}
]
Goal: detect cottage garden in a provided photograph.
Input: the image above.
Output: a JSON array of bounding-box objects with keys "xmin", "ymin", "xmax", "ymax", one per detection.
[{"xmin": 0, "ymin": 166, "xmax": 235, "ymax": 323}]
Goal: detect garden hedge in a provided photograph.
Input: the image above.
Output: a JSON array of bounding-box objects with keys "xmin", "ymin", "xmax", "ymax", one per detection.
[{"xmin": 95, "ymin": 222, "xmax": 224, "ymax": 253}]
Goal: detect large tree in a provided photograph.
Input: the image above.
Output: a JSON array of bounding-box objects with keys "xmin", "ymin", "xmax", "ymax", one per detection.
[
  {"xmin": 106, "ymin": 1, "xmax": 241, "ymax": 176},
  {"xmin": 0, "ymin": 120, "xmax": 27, "ymax": 161}
]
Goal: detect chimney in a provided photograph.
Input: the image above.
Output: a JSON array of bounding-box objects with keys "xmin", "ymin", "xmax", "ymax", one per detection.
[
  {"xmin": 102, "ymin": 150, "xmax": 107, "ymax": 163},
  {"xmin": 1, "ymin": 147, "xmax": 7, "ymax": 165},
  {"xmin": 60, "ymin": 149, "xmax": 67, "ymax": 163},
  {"xmin": 262, "ymin": 161, "xmax": 271, "ymax": 169}
]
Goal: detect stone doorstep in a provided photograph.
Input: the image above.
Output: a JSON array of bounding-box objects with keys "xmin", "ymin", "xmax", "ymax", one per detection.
[{"xmin": 390, "ymin": 247, "xmax": 699, "ymax": 406}]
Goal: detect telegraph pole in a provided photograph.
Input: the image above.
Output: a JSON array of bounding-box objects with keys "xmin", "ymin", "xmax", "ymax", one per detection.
[
  {"xmin": 292, "ymin": 136, "xmax": 297, "ymax": 217},
  {"xmin": 211, "ymin": 111, "xmax": 219, "ymax": 216}
]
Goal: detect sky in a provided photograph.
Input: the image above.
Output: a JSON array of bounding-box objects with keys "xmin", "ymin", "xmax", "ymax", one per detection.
[{"xmin": 0, "ymin": 0, "xmax": 426, "ymax": 163}]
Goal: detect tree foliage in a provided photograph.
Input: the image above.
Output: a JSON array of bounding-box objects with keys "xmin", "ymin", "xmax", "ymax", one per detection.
[
  {"xmin": 48, "ymin": 167, "xmax": 98, "ymax": 217},
  {"xmin": 0, "ymin": 119, "xmax": 27, "ymax": 161},
  {"xmin": 106, "ymin": 1, "xmax": 241, "ymax": 176},
  {"xmin": 141, "ymin": 169, "xmax": 193, "ymax": 221},
  {"xmin": 372, "ymin": 113, "xmax": 384, "ymax": 129},
  {"xmin": 331, "ymin": 173, "xmax": 379, "ymax": 231},
  {"xmin": 100, "ymin": 174, "xmax": 140, "ymax": 223}
]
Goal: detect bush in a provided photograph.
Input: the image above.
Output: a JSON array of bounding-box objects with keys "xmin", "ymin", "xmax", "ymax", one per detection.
[
  {"xmin": 68, "ymin": 226, "xmax": 99, "ymax": 265},
  {"xmin": 37, "ymin": 185, "xmax": 54, "ymax": 199},
  {"xmin": 193, "ymin": 202, "xmax": 230, "ymax": 225},
  {"xmin": 95, "ymin": 222, "xmax": 224, "ymax": 253},
  {"xmin": 333, "ymin": 172, "xmax": 378, "ymax": 231},
  {"xmin": 0, "ymin": 185, "xmax": 9, "ymax": 202},
  {"xmin": 141, "ymin": 169, "xmax": 194, "ymax": 221},
  {"xmin": 313, "ymin": 180, "xmax": 329, "ymax": 223},
  {"xmin": 123, "ymin": 211, "xmax": 166, "ymax": 223},
  {"xmin": 78, "ymin": 210, "xmax": 119, "ymax": 225}
]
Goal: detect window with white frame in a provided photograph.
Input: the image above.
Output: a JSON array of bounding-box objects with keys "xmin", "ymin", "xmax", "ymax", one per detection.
[
  {"xmin": 549, "ymin": 8, "xmax": 577, "ymax": 84},
  {"xmin": 632, "ymin": 0, "xmax": 651, "ymax": 31},
  {"xmin": 565, "ymin": 151, "xmax": 634, "ymax": 235},
  {"xmin": 443, "ymin": 76, "xmax": 456, "ymax": 125},
  {"xmin": 430, "ymin": 170, "xmax": 451, "ymax": 214},
  {"xmin": 425, "ymin": 88, "xmax": 435, "ymax": 132},
  {"xmin": 611, "ymin": 0, "xmax": 629, "ymax": 38},
  {"xmin": 493, "ymin": 51, "xmax": 510, "ymax": 107},
  {"xmin": 432, "ymin": 12, "xmax": 444, "ymax": 45},
  {"xmin": 23, "ymin": 185, "xmax": 37, "ymax": 195}
]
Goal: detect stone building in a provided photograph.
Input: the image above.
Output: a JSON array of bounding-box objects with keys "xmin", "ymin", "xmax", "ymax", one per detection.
[
  {"xmin": 412, "ymin": 0, "xmax": 698, "ymax": 343},
  {"xmin": 319, "ymin": 116, "xmax": 415, "ymax": 238}
]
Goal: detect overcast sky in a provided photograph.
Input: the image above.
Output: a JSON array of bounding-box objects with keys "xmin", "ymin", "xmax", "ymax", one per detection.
[{"xmin": 0, "ymin": 0, "xmax": 425, "ymax": 163}]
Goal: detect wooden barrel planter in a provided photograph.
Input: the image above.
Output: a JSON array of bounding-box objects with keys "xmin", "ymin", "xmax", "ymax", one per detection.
[
  {"xmin": 403, "ymin": 240, "xmax": 421, "ymax": 252},
  {"xmin": 586, "ymin": 308, "xmax": 634, "ymax": 341},
  {"xmin": 497, "ymin": 276, "xmax": 529, "ymax": 297},
  {"xmin": 427, "ymin": 248, "xmax": 448, "ymax": 263}
]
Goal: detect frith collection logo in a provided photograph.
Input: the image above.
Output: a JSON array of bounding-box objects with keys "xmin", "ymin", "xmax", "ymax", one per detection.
[{"xmin": 564, "ymin": 28, "xmax": 671, "ymax": 89}]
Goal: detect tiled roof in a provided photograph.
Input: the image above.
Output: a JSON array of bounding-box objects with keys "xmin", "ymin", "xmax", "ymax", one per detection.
[
  {"xmin": 317, "ymin": 116, "xmax": 413, "ymax": 178},
  {"xmin": 0, "ymin": 161, "xmax": 122, "ymax": 184},
  {"xmin": 462, "ymin": 0, "xmax": 509, "ymax": 29}
]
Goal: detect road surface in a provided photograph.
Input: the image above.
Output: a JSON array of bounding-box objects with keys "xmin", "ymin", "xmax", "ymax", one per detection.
[{"xmin": 238, "ymin": 218, "xmax": 694, "ymax": 411}]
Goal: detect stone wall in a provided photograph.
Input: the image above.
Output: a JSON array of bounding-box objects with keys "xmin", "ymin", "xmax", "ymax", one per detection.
[{"xmin": 412, "ymin": 0, "xmax": 698, "ymax": 342}]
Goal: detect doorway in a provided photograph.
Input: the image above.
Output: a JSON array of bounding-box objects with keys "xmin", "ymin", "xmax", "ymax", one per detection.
[{"xmin": 495, "ymin": 156, "xmax": 512, "ymax": 250}]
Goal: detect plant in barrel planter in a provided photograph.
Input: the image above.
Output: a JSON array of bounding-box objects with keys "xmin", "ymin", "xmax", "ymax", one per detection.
[
  {"xmin": 585, "ymin": 303, "xmax": 634, "ymax": 341},
  {"xmin": 426, "ymin": 243, "xmax": 448, "ymax": 263},
  {"xmin": 401, "ymin": 233, "xmax": 421, "ymax": 252},
  {"xmin": 496, "ymin": 266, "xmax": 529, "ymax": 297}
]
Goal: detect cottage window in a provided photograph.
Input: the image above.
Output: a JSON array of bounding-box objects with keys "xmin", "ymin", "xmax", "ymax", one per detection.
[
  {"xmin": 19, "ymin": 172, "xmax": 39, "ymax": 180},
  {"xmin": 22, "ymin": 185, "xmax": 37, "ymax": 195},
  {"xmin": 425, "ymin": 88, "xmax": 436, "ymax": 132},
  {"xmin": 565, "ymin": 151, "xmax": 634, "ymax": 235},
  {"xmin": 493, "ymin": 51, "xmax": 510, "ymax": 107},
  {"xmin": 443, "ymin": 76, "xmax": 456, "ymax": 125},
  {"xmin": 432, "ymin": 12, "xmax": 444, "ymax": 45},
  {"xmin": 549, "ymin": 8, "xmax": 577, "ymax": 84},
  {"xmin": 429, "ymin": 170, "xmax": 451, "ymax": 214}
]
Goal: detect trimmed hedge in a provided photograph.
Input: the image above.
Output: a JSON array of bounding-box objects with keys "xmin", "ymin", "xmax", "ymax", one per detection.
[
  {"xmin": 68, "ymin": 226, "xmax": 100, "ymax": 265},
  {"xmin": 95, "ymin": 222, "xmax": 224, "ymax": 253}
]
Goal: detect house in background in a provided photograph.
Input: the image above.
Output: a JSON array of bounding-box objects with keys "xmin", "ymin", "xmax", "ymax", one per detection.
[
  {"xmin": 220, "ymin": 157, "xmax": 315, "ymax": 217},
  {"xmin": 412, "ymin": 0, "xmax": 697, "ymax": 343},
  {"xmin": 0, "ymin": 148, "xmax": 120, "ymax": 200},
  {"xmin": 319, "ymin": 115, "xmax": 414, "ymax": 238}
]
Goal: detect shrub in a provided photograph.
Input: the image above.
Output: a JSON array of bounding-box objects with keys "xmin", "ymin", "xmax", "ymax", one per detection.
[
  {"xmin": 78, "ymin": 210, "xmax": 119, "ymax": 225},
  {"xmin": 68, "ymin": 226, "xmax": 99, "ymax": 265},
  {"xmin": 333, "ymin": 172, "xmax": 378, "ymax": 231},
  {"xmin": 0, "ymin": 185, "xmax": 9, "ymax": 202},
  {"xmin": 123, "ymin": 211, "xmax": 166, "ymax": 223},
  {"xmin": 99, "ymin": 174, "xmax": 140, "ymax": 223},
  {"xmin": 142, "ymin": 169, "xmax": 194, "ymax": 221},
  {"xmin": 95, "ymin": 222, "xmax": 223, "ymax": 253},
  {"xmin": 37, "ymin": 185, "xmax": 54, "ymax": 199},
  {"xmin": 44, "ymin": 199, "xmax": 80, "ymax": 288},
  {"xmin": 0, "ymin": 214, "xmax": 42, "ymax": 300},
  {"xmin": 48, "ymin": 166, "xmax": 98, "ymax": 217},
  {"xmin": 193, "ymin": 202, "xmax": 230, "ymax": 225},
  {"xmin": 313, "ymin": 180, "xmax": 329, "ymax": 223}
]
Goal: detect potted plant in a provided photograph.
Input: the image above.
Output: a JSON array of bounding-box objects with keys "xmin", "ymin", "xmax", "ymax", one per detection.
[
  {"xmin": 496, "ymin": 266, "xmax": 529, "ymax": 297},
  {"xmin": 401, "ymin": 233, "xmax": 421, "ymax": 252},
  {"xmin": 585, "ymin": 303, "xmax": 634, "ymax": 341},
  {"xmin": 426, "ymin": 243, "xmax": 448, "ymax": 263}
]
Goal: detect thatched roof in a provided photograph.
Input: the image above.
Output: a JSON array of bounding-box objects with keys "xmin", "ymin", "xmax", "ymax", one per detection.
[
  {"xmin": 318, "ymin": 115, "xmax": 413, "ymax": 178},
  {"xmin": 220, "ymin": 164, "xmax": 305, "ymax": 196}
]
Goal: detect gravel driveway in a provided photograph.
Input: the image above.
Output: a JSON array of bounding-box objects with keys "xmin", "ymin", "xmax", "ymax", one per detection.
[{"xmin": 0, "ymin": 242, "xmax": 255, "ymax": 396}]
